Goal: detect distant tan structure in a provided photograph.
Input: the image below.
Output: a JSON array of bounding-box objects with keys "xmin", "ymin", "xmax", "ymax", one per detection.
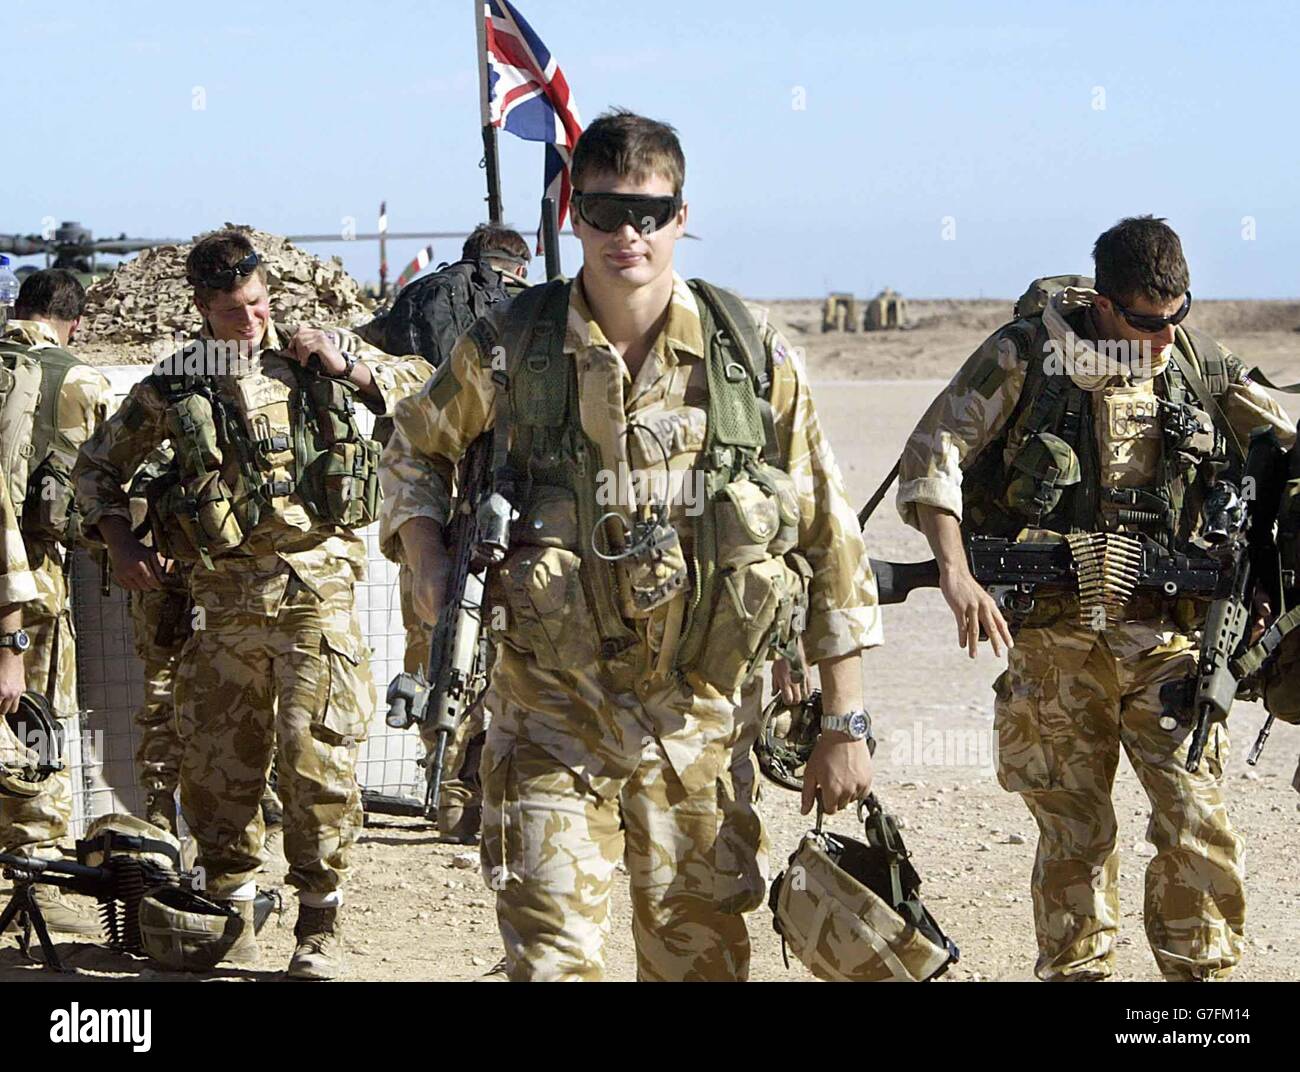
[
  {"xmin": 821, "ymin": 292, "xmax": 859, "ymax": 333},
  {"xmin": 864, "ymin": 288, "xmax": 907, "ymax": 331}
]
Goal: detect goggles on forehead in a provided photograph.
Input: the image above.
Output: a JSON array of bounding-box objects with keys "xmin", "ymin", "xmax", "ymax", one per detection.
[{"xmin": 189, "ymin": 251, "xmax": 260, "ymax": 290}]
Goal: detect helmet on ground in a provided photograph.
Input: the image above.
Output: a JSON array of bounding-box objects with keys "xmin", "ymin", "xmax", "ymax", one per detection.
[
  {"xmin": 137, "ymin": 885, "xmax": 244, "ymax": 971},
  {"xmin": 769, "ymin": 793, "xmax": 959, "ymax": 982}
]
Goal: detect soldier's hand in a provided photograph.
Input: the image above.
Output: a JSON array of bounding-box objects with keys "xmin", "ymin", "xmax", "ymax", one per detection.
[
  {"xmin": 772, "ymin": 648, "xmax": 810, "ymax": 705},
  {"xmin": 801, "ymin": 733, "xmax": 873, "ymax": 816},
  {"xmin": 0, "ymin": 651, "xmax": 25, "ymax": 716},
  {"xmin": 1250, "ymin": 590, "xmax": 1273, "ymax": 647},
  {"xmin": 288, "ymin": 327, "xmax": 347, "ymax": 377},
  {"xmin": 940, "ymin": 568, "xmax": 1013, "ymax": 659},
  {"xmin": 106, "ymin": 533, "xmax": 166, "ymax": 592}
]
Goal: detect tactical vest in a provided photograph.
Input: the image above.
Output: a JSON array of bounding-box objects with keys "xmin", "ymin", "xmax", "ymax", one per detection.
[
  {"xmin": 0, "ymin": 337, "xmax": 86, "ymax": 545},
  {"xmin": 963, "ymin": 311, "xmax": 1234, "ymax": 552},
  {"xmin": 143, "ymin": 353, "xmax": 381, "ymax": 568},
  {"xmin": 484, "ymin": 278, "xmax": 808, "ymax": 694}
]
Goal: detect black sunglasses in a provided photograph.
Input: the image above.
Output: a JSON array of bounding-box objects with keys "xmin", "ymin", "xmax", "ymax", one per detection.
[
  {"xmin": 572, "ymin": 191, "xmax": 682, "ymax": 234},
  {"xmin": 1108, "ymin": 291, "xmax": 1191, "ymax": 333},
  {"xmin": 190, "ymin": 251, "xmax": 261, "ymax": 290}
]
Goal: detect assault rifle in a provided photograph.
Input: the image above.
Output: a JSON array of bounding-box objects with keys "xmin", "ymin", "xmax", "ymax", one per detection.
[
  {"xmin": 1168, "ymin": 429, "xmax": 1288, "ymax": 772},
  {"xmin": 871, "ymin": 534, "xmax": 1231, "ymax": 617},
  {"xmin": 384, "ymin": 433, "xmax": 509, "ymax": 821}
]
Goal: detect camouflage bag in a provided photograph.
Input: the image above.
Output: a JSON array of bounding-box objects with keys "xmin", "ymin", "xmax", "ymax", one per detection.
[{"xmin": 770, "ymin": 795, "xmax": 959, "ymax": 982}]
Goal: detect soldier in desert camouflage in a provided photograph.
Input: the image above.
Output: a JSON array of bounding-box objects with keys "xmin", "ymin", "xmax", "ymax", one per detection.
[
  {"xmin": 897, "ymin": 216, "xmax": 1296, "ymax": 980},
  {"xmin": 381, "ymin": 110, "xmax": 883, "ymax": 981},
  {"xmin": 74, "ymin": 230, "xmax": 430, "ymax": 979},
  {"xmin": 0, "ymin": 269, "xmax": 112, "ymax": 936}
]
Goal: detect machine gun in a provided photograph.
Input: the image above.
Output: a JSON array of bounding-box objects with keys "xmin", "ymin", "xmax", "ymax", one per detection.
[
  {"xmin": 384, "ymin": 433, "xmax": 509, "ymax": 822},
  {"xmin": 0, "ymin": 849, "xmax": 232, "ymax": 973},
  {"xmin": 871, "ymin": 533, "xmax": 1230, "ymax": 618}
]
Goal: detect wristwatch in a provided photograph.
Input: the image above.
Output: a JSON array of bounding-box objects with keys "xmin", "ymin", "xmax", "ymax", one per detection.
[
  {"xmin": 821, "ymin": 707, "xmax": 874, "ymax": 745},
  {"xmin": 336, "ymin": 349, "xmax": 360, "ymax": 379},
  {"xmin": 0, "ymin": 630, "xmax": 31, "ymax": 654}
]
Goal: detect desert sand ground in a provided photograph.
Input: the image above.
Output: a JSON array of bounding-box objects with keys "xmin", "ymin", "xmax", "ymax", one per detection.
[{"xmin": 4, "ymin": 299, "xmax": 1299, "ymax": 982}]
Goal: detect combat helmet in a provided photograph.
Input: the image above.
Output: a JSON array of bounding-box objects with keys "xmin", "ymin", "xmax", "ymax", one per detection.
[
  {"xmin": 0, "ymin": 692, "xmax": 64, "ymax": 799},
  {"xmin": 137, "ymin": 885, "xmax": 246, "ymax": 971},
  {"xmin": 769, "ymin": 794, "xmax": 959, "ymax": 982}
]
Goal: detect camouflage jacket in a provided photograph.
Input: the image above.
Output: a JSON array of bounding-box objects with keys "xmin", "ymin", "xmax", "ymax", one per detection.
[
  {"xmin": 380, "ymin": 270, "xmax": 881, "ymax": 661},
  {"xmin": 897, "ymin": 290, "xmax": 1297, "ymax": 652},
  {"xmin": 74, "ymin": 322, "xmax": 431, "ymax": 616}
]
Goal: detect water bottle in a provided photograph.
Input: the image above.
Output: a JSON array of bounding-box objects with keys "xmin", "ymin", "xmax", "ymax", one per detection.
[{"xmin": 0, "ymin": 256, "xmax": 18, "ymax": 325}]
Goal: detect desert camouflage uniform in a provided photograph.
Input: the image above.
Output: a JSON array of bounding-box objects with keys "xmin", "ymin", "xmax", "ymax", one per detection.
[
  {"xmin": 897, "ymin": 291, "xmax": 1296, "ymax": 980},
  {"xmin": 0, "ymin": 320, "xmax": 111, "ymax": 859},
  {"xmin": 380, "ymin": 271, "xmax": 881, "ymax": 980},
  {"xmin": 74, "ymin": 323, "xmax": 429, "ymax": 899}
]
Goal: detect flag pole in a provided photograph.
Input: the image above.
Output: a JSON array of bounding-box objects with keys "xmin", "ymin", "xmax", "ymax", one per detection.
[
  {"xmin": 377, "ymin": 200, "xmax": 389, "ymax": 298},
  {"xmin": 541, "ymin": 196, "xmax": 561, "ymax": 280},
  {"xmin": 476, "ymin": 0, "xmax": 504, "ymax": 224}
]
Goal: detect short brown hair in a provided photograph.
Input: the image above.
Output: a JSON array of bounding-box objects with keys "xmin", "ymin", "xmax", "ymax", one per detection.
[
  {"xmin": 1092, "ymin": 216, "xmax": 1189, "ymax": 304},
  {"xmin": 14, "ymin": 269, "xmax": 86, "ymax": 323},
  {"xmin": 185, "ymin": 229, "xmax": 266, "ymax": 302},
  {"xmin": 571, "ymin": 109, "xmax": 685, "ymax": 196},
  {"xmin": 462, "ymin": 224, "xmax": 530, "ymax": 264}
]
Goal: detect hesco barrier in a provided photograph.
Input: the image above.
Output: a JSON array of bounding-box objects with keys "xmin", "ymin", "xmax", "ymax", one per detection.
[{"xmin": 65, "ymin": 365, "xmax": 424, "ymax": 836}]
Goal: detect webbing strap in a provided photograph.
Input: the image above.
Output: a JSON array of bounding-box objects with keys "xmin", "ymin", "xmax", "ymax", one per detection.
[
  {"xmin": 1233, "ymin": 605, "xmax": 1300, "ymax": 679},
  {"xmin": 1171, "ymin": 327, "xmax": 1244, "ymax": 462}
]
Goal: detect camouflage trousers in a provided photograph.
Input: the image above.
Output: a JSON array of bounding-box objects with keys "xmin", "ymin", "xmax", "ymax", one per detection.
[
  {"xmin": 994, "ymin": 621, "xmax": 1245, "ymax": 981},
  {"xmin": 174, "ymin": 581, "xmax": 373, "ymax": 898},
  {"xmin": 0, "ymin": 553, "xmax": 77, "ymax": 859},
  {"xmin": 399, "ymin": 564, "xmax": 486, "ymax": 814},
  {"xmin": 480, "ymin": 676, "xmax": 767, "ymax": 982},
  {"xmin": 129, "ymin": 585, "xmax": 189, "ymax": 820},
  {"xmin": 131, "ymin": 583, "xmax": 284, "ymax": 836}
]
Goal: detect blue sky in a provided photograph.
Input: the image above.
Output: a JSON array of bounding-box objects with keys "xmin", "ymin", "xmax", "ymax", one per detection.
[{"xmin": 6, "ymin": 0, "xmax": 1297, "ymax": 297}]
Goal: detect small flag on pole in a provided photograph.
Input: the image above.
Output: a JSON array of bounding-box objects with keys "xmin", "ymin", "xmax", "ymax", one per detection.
[{"xmin": 482, "ymin": 0, "xmax": 583, "ymax": 240}]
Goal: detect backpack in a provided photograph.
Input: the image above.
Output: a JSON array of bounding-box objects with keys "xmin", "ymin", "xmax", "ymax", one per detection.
[
  {"xmin": 0, "ymin": 338, "xmax": 88, "ymax": 544},
  {"xmin": 0, "ymin": 341, "xmax": 43, "ymax": 526},
  {"xmin": 371, "ymin": 258, "xmax": 513, "ymax": 367}
]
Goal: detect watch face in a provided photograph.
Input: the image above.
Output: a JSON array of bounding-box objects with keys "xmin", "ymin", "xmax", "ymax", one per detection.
[{"xmin": 849, "ymin": 712, "xmax": 869, "ymax": 738}]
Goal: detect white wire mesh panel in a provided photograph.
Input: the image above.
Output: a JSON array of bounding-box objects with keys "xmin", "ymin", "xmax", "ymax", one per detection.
[{"xmin": 67, "ymin": 364, "xmax": 426, "ymax": 836}]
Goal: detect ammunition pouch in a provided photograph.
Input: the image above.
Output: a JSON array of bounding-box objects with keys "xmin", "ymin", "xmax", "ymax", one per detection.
[
  {"xmin": 146, "ymin": 467, "xmax": 249, "ymax": 566},
  {"xmin": 490, "ymin": 545, "xmax": 601, "ymax": 672},
  {"xmin": 293, "ymin": 372, "xmax": 382, "ymax": 529},
  {"xmin": 1003, "ymin": 431, "xmax": 1080, "ymax": 524},
  {"xmin": 22, "ymin": 454, "xmax": 82, "ymax": 545}
]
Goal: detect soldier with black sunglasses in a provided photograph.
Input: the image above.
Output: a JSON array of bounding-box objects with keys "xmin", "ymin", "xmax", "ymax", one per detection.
[{"xmin": 896, "ymin": 215, "xmax": 1295, "ymax": 981}]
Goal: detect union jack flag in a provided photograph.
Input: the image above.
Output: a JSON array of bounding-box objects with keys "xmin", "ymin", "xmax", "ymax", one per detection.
[{"xmin": 482, "ymin": 0, "xmax": 583, "ymax": 233}]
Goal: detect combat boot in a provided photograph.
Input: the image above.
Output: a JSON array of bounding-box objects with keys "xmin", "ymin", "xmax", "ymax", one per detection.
[
  {"xmin": 436, "ymin": 800, "xmax": 481, "ymax": 845},
  {"xmin": 287, "ymin": 905, "xmax": 343, "ymax": 981},
  {"xmin": 0, "ymin": 883, "xmax": 102, "ymax": 936},
  {"xmin": 223, "ymin": 900, "xmax": 260, "ymax": 966}
]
